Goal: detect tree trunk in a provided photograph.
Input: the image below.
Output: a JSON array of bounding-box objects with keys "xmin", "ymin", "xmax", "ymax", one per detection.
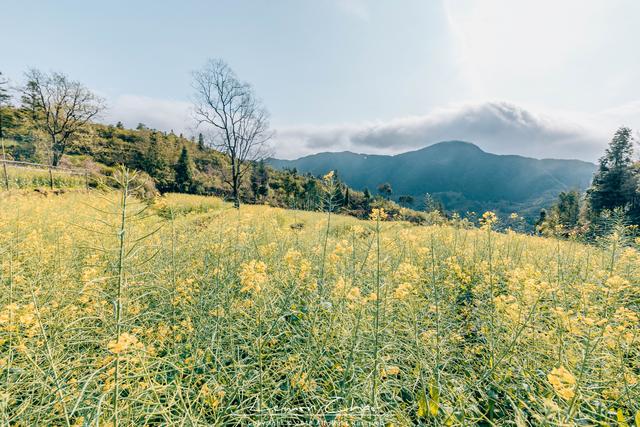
[
  {"xmin": 231, "ymin": 158, "xmax": 240, "ymax": 209},
  {"xmin": 51, "ymin": 135, "xmax": 63, "ymax": 167},
  {"xmin": 233, "ymin": 175, "xmax": 240, "ymax": 209}
]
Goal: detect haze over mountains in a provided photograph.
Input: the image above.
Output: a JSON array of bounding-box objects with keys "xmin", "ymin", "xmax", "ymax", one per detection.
[{"xmin": 268, "ymin": 141, "xmax": 597, "ymax": 218}]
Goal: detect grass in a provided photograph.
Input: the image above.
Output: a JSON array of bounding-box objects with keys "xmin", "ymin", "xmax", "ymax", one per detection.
[
  {"xmin": 0, "ymin": 172, "xmax": 638, "ymax": 426},
  {"xmin": 1, "ymin": 164, "xmax": 87, "ymax": 190}
]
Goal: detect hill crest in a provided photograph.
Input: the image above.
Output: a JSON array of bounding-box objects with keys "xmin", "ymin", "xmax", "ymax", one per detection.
[{"xmin": 268, "ymin": 141, "xmax": 597, "ymax": 217}]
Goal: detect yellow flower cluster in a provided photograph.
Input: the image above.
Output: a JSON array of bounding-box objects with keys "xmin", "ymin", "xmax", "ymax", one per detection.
[
  {"xmin": 342, "ymin": 286, "xmax": 376, "ymax": 309},
  {"xmin": 2, "ymin": 189, "xmax": 639, "ymax": 424},
  {"xmin": 392, "ymin": 262, "xmax": 420, "ymax": 299},
  {"xmin": 200, "ymin": 383, "xmax": 226, "ymax": 409},
  {"xmin": 0, "ymin": 303, "xmax": 37, "ymax": 338},
  {"xmin": 547, "ymin": 366, "xmax": 576, "ymax": 400},
  {"xmin": 172, "ymin": 278, "xmax": 199, "ymax": 306},
  {"xmin": 107, "ymin": 332, "xmax": 144, "ymax": 355},
  {"xmin": 369, "ymin": 208, "xmax": 388, "ymax": 221},
  {"xmin": 480, "ymin": 211, "xmax": 498, "ymax": 228},
  {"xmin": 239, "ymin": 259, "xmax": 268, "ymax": 293},
  {"xmin": 380, "ymin": 365, "xmax": 401, "ymax": 378}
]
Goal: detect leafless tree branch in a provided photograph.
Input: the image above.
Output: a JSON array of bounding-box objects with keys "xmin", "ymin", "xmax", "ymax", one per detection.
[
  {"xmin": 22, "ymin": 69, "xmax": 105, "ymax": 166},
  {"xmin": 192, "ymin": 59, "xmax": 273, "ymax": 207}
]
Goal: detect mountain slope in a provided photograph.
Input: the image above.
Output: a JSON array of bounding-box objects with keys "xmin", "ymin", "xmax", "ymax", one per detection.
[{"xmin": 268, "ymin": 141, "xmax": 596, "ymax": 217}]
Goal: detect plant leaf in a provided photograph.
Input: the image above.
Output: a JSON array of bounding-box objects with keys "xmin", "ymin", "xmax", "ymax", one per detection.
[
  {"xmin": 617, "ymin": 409, "xmax": 629, "ymax": 427},
  {"xmin": 417, "ymin": 389, "xmax": 428, "ymax": 419},
  {"xmin": 429, "ymin": 382, "xmax": 440, "ymax": 417}
]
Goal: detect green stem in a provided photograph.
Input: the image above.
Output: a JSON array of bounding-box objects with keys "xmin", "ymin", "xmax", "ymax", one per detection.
[{"xmin": 113, "ymin": 169, "xmax": 129, "ymax": 426}]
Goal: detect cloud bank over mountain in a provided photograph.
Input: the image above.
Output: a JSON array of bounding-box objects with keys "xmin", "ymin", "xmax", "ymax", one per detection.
[
  {"xmin": 275, "ymin": 101, "xmax": 636, "ymax": 161},
  {"xmin": 105, "ymin": 96, "xmax": 639, "ymax": 162}
]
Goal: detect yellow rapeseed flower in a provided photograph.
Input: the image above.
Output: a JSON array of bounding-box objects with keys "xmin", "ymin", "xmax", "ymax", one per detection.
[
  {"xmin": 239, "ymin": 259, "xmax": 268, "ymax": 293},
  {"xmin": 393, "ymin": 282, "xmax": 414, "ymax": 300},
  {"xmin": 480, "ymin": 211, "xmax": 498, "ymax": 228},
  {"xmin": 381, "ymin": 365, "xmax": 400, "ymax": 378},
  {"xmin": 107, "ymin": 332, "xmax": 143, "ymax": 355},
  {"xmin": 369, "ymin": 208, "xmax": 388, "ymax": 221},
  {"xmin": 547, "ymin": 366, "xmax": 576, "ymax": 400}
]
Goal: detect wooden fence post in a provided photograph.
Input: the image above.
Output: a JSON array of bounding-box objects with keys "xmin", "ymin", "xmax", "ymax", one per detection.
[
  {"xmin": 1, "ymin": 140, "xmax": 8, "ymax": 191},
  {"xmin": 2, "ymin": 161, "xmax": 8, "ymax": 191}
]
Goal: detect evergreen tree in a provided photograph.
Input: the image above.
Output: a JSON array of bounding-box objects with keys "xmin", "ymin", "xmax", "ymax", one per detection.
[
  {"xmin": 174, "ymin": 146, "xmax": 195, "ymax": 193},
  {"xmin": 303, "ymin": 179, "xmax": 319, "ymax": 210},
  {"xmin": 587, "ymin": 127, "xmax": 638, "ymax": 220},
  {"xmin": 398, "ymin": 195, "xmax": 415, "ymax": 207},
  {"xmin": 251, "ymin": 160, "xmax": 269, "ymax": 200},
  {"xmin": 283, "ymin": 170, "xmax": 303, "ymax": 206},
  {"xmin": 0, "ymin": 71, "xmax": 13, "ymax": 139},
  {"xmin": 330, "ymin": 171, "xmax": 344, "ymax": 207},
  {"xmin": 362, "ymin": 187, "xmax": 372, "ymax": 210},
  {"xmin": 197, "ymin": 133, "xmax": 205, "ymax": 150},
  {"xmin": 116, "ymin": 121, "xmax": 124, "ymax": 129},
  {"xmin": 423, "ymin": 193, "xmax": 443, "ymax": 213},
  {"xmin": 553, "ymin": 190, "xmax": 581, "ymax": 229},
  {"xmin": 20, "ymin": 79, "xmax": 41, "ymax": 122},
  {"xmin": 142, "ymin": 133, "xmax": 159, "ymax": 173},
  {"xmin": 534, "ymin": 209, "xmax": 547, "ymax": 235},
  {"xmin": 377, "ymin": 182, "xmax": 392, "ymax": 200}
]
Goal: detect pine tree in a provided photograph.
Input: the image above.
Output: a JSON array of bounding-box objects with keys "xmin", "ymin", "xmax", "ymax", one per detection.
[
  {"xmin": 198, "ymin": 133, "xmax": 205, "ymax": 150},
  {"xmin": 283, "ymin": 171, "xmax": 303, "ymax": 206},
  {"xmin": 377, "ymin": 182, "xmax": 392, "ymax": 200},
  {"xmin": 587, "ymin": 127, "xmax": 638, "ymax": 218},
  {"xmin": 251, "ymin": 160, "xmax": 269, "ymax": 200},
  {"xmin": 174, "ymin": 146, "xmax": 195, "ymax": 193},
  {"xmin": 553, "ymin": 190, "xmax": 581, "ymax": 229},
  {"xmin": 331, "ymin": 171, "xmax": 344, "ymax": 207},
  {"xmin": 302, "ymin": 179, "xmax": 319, "ymax": 210},
  {"xmin": 0, "ymin": 71, "xmax": 12, "ymax": 139},
  {"xmin": 362, "ymin": 187, "xmax": 372, "ymax": 210},
  {"xmin": 20, "ymin": 79, "xmax": 41, "ymax": 121},
  {"xmin": 142, "ymin": 133, "xmax": 162, "ymax": 173},
  {"xmin": 363, "ymin": 188, "xmax": 371, "ymax": 200},
  {"xmin": 423, "ymin": 193, "xmax": 442, "ymax": 213}
]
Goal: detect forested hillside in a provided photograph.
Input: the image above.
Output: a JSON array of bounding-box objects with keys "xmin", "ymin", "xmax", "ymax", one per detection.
[
  {"xmin": 0, "ymin": 104, "xmax": 426, "ymax": 222},
  {"xmin": 269, "ymin": 141, "xmax": 597, "ymax": 218}
]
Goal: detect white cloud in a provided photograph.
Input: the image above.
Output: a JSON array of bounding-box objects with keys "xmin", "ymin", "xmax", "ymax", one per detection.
[
  {"xmin": 102, "ymin": 94, "xmax": 640, "ymax": 162},
  {"xmin": 104, "ymin": 94, "xmax": 194, "ymax": 136},
  {"xmin": 274, "ymin": 101, "xmax": 640, "ymax": 161},
  {"xmin": 442, "ymin": 0, "xmax": 640, "ymax": 109}
]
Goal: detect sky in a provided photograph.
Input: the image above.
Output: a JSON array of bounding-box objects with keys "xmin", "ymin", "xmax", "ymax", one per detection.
[{"xmin": 2, "ymin": 0, "xmax": 640, "ymax": 161}]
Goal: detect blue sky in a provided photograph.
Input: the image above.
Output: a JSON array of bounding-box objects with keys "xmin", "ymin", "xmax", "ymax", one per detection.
[{"xmin": 2, "ymin": 0, "xmax": 640, "ymax": 160}]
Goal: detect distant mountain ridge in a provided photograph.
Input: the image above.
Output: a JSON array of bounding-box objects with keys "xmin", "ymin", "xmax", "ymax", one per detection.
[{"xmin": 268, "ymin": 141, "xmax": 597, "ymax": 218}]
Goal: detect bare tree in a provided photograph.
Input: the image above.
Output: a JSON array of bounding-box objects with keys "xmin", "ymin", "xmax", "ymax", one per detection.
[
  {"xmin": 23, "ymin": 69, "xmax": 104, "ymax": 166},
  {"xmin": 192, "ymin": 59, "xmax": 272, "ymax": 208}
]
